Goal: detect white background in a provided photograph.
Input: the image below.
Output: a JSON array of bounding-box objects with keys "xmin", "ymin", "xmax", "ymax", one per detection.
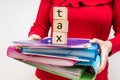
[{"xmin": 0, "ymin": 0, "xmax": 120, "ymax": 80}]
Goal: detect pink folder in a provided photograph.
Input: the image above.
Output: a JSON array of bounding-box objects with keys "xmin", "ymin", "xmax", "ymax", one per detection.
[{"xmin": 7, "ymin": 46, "xmax": 77, "ymax": 66}]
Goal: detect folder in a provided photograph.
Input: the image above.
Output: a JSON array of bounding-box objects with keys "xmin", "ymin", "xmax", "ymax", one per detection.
[
  {"xmin": 15, "ymin": 54, "xmax": 100, "ymax": 80},
  {"xmin": 7, "ymin": 37, "xmax": 101, "ymax": 80},
  {"xmin": 13, "ymin": 37, "xmax": 99, "ymax": 60}
]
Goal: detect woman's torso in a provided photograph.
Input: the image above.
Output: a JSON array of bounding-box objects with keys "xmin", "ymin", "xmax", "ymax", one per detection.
[{"xmin": 49, "ymin": 0, "xmax": 112, "ymax": 40}]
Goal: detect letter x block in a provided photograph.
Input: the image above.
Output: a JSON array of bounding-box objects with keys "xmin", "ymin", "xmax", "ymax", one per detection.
[
  {"xmin": 53, "ymin": 20, "xmax": 68, "ymax": 32},
  {"xmin": 52, "ymin": 32, "xmax": 67, "ymax": 45},
  {"xmin": 53, "ymin": 7, "xmax": 68, "ymax": 20}
]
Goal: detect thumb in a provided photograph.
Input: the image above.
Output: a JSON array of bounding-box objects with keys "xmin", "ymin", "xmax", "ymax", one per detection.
[{"xmin": 90, "ymin": 38, "xmax": 103, "ymax": 44}]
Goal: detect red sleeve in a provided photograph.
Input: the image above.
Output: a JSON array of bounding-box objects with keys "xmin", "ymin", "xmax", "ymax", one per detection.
[
  {"xmin": 110, "ymin": 0, "xmax": 120, "ymax": 55},
  {"xmin": 28, "ymin": 0, "xmax": 52, "ymax": 39}
]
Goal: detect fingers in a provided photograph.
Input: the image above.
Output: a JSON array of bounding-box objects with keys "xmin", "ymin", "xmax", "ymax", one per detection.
[
  {"xmin": 89, "ymin": 38, "xmax": 103, "ymax": 44},
  {"xmin": 28, "ymin": 34, "xmax": 41, "ymax": 40},
  {"xmin": 97, "ymin": 51, "xmax": 108, "ymax": 74}
]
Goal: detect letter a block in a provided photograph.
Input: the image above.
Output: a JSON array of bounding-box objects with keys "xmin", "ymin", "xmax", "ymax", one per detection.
[
  {"xmin": 53, "ymin": 7, "xmax": 68, "ymax": 20},
  {"xmin": 52, "ymin": 32, "xmax": 67, "ymax": 45},
  {"xmin": 53, "ymin": 20, "xmax": 68, "ymax": 32}
]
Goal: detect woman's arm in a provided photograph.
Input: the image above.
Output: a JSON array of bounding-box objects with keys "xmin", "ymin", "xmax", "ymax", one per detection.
[
  {"xmin": 109, "ymin": 0, "xmax": 120, "ymax": 54},
  {"xmin": 28, "ymin": 0, "xmax": 52, "ymax": 40},
  {"xmin": 90, "ymin": 0, "xmax": 120, "ymax": 74}
]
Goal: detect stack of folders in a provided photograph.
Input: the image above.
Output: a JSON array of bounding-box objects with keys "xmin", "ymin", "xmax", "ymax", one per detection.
[{"xmin": 7, "ymin": 37, "xmax": 101, "ymax": 80}]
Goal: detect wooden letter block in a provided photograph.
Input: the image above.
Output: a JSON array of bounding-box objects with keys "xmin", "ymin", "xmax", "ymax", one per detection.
[
  {"xmin": 53, "ymin": 7, "xmax": 68, "ymax": 19},
  {"xmin": 52, "ymin": 32, "xmax": 67, "ymax": 45},
  {"xmin": 53, "ymin": 20, "xmax": 68, "ymax": 32}
]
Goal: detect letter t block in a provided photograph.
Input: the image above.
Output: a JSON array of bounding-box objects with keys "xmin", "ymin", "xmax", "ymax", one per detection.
[{"xmin": 53, "ymin": 7, "xmax": 68, "ymax": 20}]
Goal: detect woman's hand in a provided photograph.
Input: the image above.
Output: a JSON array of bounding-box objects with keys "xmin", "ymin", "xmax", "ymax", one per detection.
[
  {"xmin": 28, "ymin": 34, "xmax": 41, "ymax": 40},
  {"xmin": 90, "ymin": 38, "xmax": 112, "ymax": 74}
]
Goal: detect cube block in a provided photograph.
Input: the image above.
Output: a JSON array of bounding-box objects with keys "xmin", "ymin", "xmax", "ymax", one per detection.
[
  {"xmin": 53, "ymin": 7, "xmax": 68, "ymax": 20},
  {"xmin": 53, "ymin": 20, "xmax": 68, "ymax": 32},
  {"xmin": 52, "ymin": 32, "xmax": 67, "ymax": 45}
]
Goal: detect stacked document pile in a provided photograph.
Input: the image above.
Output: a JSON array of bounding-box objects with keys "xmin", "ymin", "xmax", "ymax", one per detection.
[{"xmin": 7, "ymin": 37, "xmax": 101, "ymax": 80}]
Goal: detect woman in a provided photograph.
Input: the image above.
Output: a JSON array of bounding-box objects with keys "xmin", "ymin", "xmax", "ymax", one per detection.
[{"xmin": 28, "ymin": 0, "xmax": 120, "ymax": 80}]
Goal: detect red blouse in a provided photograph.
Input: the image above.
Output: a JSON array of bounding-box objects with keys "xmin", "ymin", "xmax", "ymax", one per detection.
[{"xmin": 28, "ymin": 0, "xmax": 120, "ymax": 80}]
